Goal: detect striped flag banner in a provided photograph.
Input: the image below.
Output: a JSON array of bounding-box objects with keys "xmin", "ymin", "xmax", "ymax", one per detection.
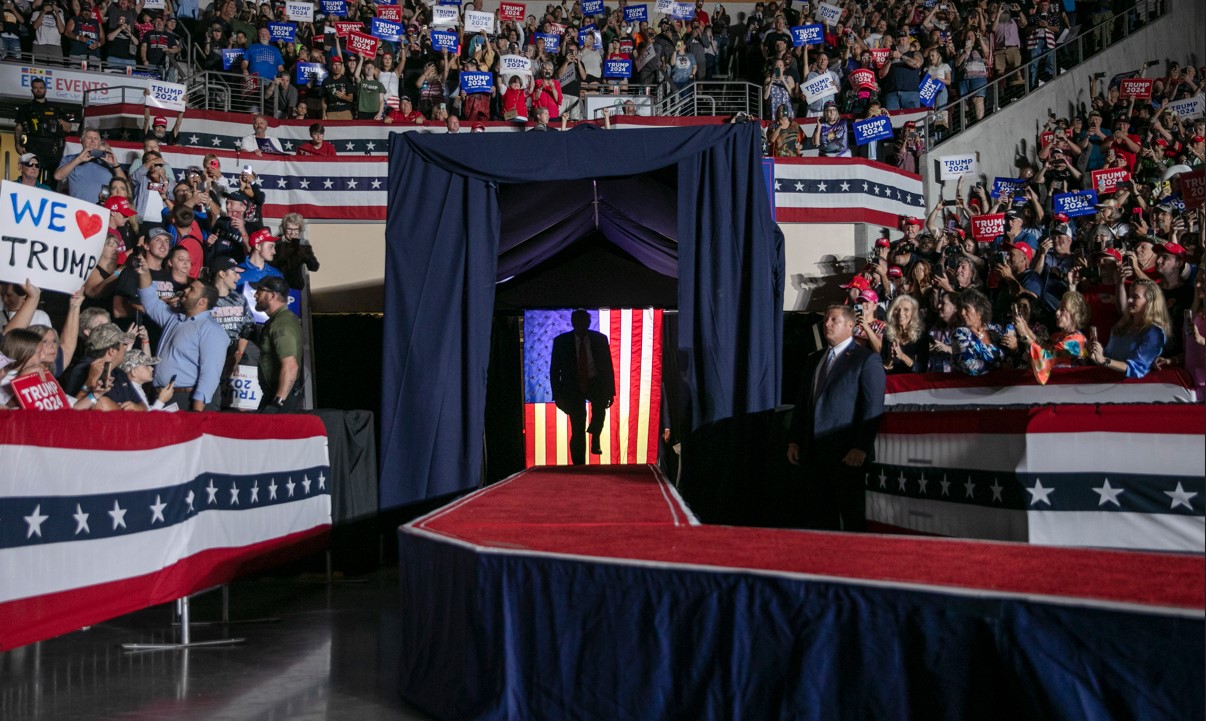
[
  {"xmin": 523, "ymin": 308, "xmax": 663, "ymax": 467},
  {"xmin": 773, "ymin": 157, "xmax": 925, "ymax": 227},
  {"xmin": 868, "ymin": 404, "xmax": 1204, "ymax": 552},
  {"xmin": 884, "ymin": 367, "xmax": 1197, "ymax": 407},
  {"xmin": 0, "ymin": 412, "xmax": 331, "ymax": 651}
]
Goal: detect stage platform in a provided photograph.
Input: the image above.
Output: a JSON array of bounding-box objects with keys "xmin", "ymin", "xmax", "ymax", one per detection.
[{"xmin": 397, "ymin": 465, "xmax": 1204, "ymax": 721}]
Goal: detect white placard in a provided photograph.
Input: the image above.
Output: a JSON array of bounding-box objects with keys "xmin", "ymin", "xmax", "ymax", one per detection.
[
  {"xmin": 142, "ymin": 0, "xmax": 165, "ymax": 8},
  {"xmin": 0, "ymin": 181, "xmax": 107, "ymax": 294},
  {"xmin": 286, "ymin": 1, "xmax": 313, "ymax": 21},
  {"xmin": 499, "ymin": 54, "xmax": 532, "ymax": 76},
  {"xmin": 226, "ymin": 364, "xmax": 263, "ymax": 411},
  {"xmin": 817, "ymin": 1, "xmax": 842, "ymax": 25},
  {"xmin": 655, "ymin": 0, "xmax": 673, "ymax": 13},
  {"xmin": 938, "ymin": 153, "xmax": 978, "ymax": 180},
  {"xmin": 800, "ymin": 73, "xmax": 837, "ymax": 102},
  {"xmin": 146, "ymin": 79, "xmax": 187, "ymax": 112},
  {"xmin": 1166, "ymin": 94, "xmax": 1205, "ymax": 120},
  {"xmin": 464, "ymin": 9, "xmax": 493, "ymax": 32},
  {"xmin": 432, "ymin": 5, "xmax": 460, "ymax": 26}
]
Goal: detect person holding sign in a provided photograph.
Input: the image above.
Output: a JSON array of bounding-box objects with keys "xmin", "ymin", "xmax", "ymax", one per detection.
[
  {"xmin": 812, "ymin": 101, "xmax": 850, "ymax": 157},
  {"xmin": 0, "ymin": 328, "xmax": 113, "ymax": 410}
]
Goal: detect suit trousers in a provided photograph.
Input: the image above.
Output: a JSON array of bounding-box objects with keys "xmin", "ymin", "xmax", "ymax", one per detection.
[
  {"xmin": 564, "ymin": 397, "xmax": 606, "ymax": 465},
  {"xmin": 801, "ymin": 455, "xmax": 867, "ymax": 533}
]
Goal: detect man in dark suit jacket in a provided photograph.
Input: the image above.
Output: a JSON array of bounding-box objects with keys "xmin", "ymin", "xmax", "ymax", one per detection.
[
  {"xmin": 550, "ymin": 309, "xmax": 617, "ymax": 465},
  {"xmin": 787, "ymin": 304, "xmax": 886, "ymax": 531}
]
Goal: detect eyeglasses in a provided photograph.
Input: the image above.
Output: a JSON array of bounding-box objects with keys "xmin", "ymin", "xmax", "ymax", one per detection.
[{"xmin": 21, "ymin": 161, "xmax": 39, "ymax": 168}]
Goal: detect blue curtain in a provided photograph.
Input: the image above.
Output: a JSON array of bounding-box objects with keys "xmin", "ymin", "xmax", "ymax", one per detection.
[{"xmin": 381, "ymin": 124, "xmax": 782, "ymax": 508}]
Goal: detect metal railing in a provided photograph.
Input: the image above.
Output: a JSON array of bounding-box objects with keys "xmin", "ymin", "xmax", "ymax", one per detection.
[
  {"xmin": 655, "ymin": 81, "xmax": 763, "ymax": 118},
  {"xmin": 184, "ymin": 70, "xmax": 271, "ymax": 115},
  {"xmin": 918, "ymin": 0, "xmax": 1168, "ymax": 151}
]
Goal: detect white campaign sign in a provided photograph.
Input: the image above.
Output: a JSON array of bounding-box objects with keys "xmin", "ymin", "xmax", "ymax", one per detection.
[
  {"xmin": 801, "ymin": 73, "xmax": 837, "ymax": 102},
  {"xmin": 464, "ymin": 9, "xmax": 493, "ymax": 32},
  {"xmin": 146, "ymin": 79, "xmax": 187, "ymax": 112},
  {"xmin": 286, "ymin": 1, "xmax": 313, "ymax": 21},
  {"xmin": 226, "ymin": 364, "xmax": 263, "ymax": 411},
  {"xmin": 142, "ymin": 0, "xmax": 165, "ymax": 8},
  {"xmin": 1167, "ymin": 94, "xmax": 1205, "ymax": 120},
  {"xmin": 0, "ymin": 181, "xmax": 108, "ymax": 294},
  {"xmin": 499, "ymin": 54, "xmax": 532, "ymax": 76},
  {"xmin": 938, "ymin": 153, "xmax": 978, "ymax": 180},
  {"xmin": 817, "ymin": 1, "xmax": 842, "ymax": 25},
  {"xmin": 655, "ymin": 0, "xmax": 673, "ymax": 13},
  {"xmin": 432, "ymin": 5, "xmax": 460, "ymax": 26}
]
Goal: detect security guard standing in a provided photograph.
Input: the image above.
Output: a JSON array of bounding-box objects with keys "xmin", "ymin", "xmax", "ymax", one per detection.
[{"xmin": 15, "ymin": 77, "xmax": 71, "ymax": 185}]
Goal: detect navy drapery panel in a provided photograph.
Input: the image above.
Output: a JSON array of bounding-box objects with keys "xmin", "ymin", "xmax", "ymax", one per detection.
[{"xmin": 381, "ymin": 124, "xmax": 782, "ymax": 507}]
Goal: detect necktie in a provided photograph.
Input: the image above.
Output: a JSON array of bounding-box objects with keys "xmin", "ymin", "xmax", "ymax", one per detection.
[
  {"xmin": 578, "ymin": 336, "xmax": 590, "ymax": 394},
  {"xmin": 814, "ymin": 348, "xmax": 835, "ymax": 396}
]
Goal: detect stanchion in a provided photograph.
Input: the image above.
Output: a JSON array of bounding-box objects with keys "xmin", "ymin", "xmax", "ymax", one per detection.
[{"xmin": 121, "ymin": 595, "xmax": 246, "ymax": 652}]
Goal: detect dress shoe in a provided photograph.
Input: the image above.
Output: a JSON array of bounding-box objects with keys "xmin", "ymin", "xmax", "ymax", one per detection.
[{"xmin": 590, "ymin": 435, "xmax": 602, "ymax": 455}]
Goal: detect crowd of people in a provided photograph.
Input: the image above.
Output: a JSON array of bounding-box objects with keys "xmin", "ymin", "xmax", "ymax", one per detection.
[
  {"xmin": 832, "ymin": 58, "xmax": 1203, "ymax": 396},
  {"xmin": 1, "ymin": 106, "xmax": 320, "ymax": 412}
]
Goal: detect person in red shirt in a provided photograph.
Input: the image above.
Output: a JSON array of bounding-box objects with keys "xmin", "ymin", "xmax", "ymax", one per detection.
[
  {"xmin": 384, "ymin": 96, "xmax": 427, "ymax": 125},
  {"xmin": 294, "ymin": 122, "xmax": 337, "ymax": 156},
  {"xmin": 1104, "ymin": 118, "xmax": 1141, "ymax": 171}
]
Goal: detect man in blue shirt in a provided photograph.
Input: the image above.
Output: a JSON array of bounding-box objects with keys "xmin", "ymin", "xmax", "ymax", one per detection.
[
  {"xmin": 238, "ymin": 228, "xmax": 285, "ymax": 290},
  {"xmin": 53, "ymin": 128, "xmax": 121, "ymax": 202},
  {"xmin": 135, "ymin": 258, "xmax": 229, "ymax": 411},
  {"xmin": 243, "ymin": 27, "xmax": 284, "ymax": 84}
]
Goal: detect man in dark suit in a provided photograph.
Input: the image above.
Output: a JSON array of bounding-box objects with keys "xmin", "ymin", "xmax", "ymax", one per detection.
[
  {"xmin": 550, "ymin": 309, "xmax": 616, "ymax": 465},
  {"xmin": 787, "ymin": 305, "xmax": 886, "ymax": 531}
]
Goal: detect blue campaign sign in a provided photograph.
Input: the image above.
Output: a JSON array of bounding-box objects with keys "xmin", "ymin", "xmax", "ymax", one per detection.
[
  {"xmin": 371, "ymin": 17, "xmax": 402, "ymax": 42},
  {"xmin": 268, "ymin": 22, "xmax": 297, "ymax": 43},
  {"xmin": 535, "ymin": 32, "xmax": 560, "ymax": 53},
  {"xmin": 789, "ymin": 24, "xmax": 824, "ymax": 46},
  {"xmin": 918, "ymin": 73, "xmax": 944, "ymax": 107},
  {"xmin": 438, "ymin": 0, "xmax": 461, "ymax": 4},
  {"xmin": 1053, "ymin": 190, "xmax": 1099, "ymax": 217},
  {"xmin": 431, "ymin": 29, "xmax": 459, "ymax": 52},
  {"xmin": 459, "ymin": 71, "xmax": 494, "ymax": 94},
  {"xmin": 221, "ymin": 48, "xmax": 244, "ymax": 71},
  {"xmin": 623, "ymin": 4, "xmax": 647, "ymax": 22},
  {"xmin": 853, "ymin": 115, "xmax": 894, "ymax": 146},
  {"xmin": 578, "ymin": 24, "xmax": 597, "ymax": 47},
  {"xmin": 321, "ymin": 0, "xmax": 347, "ymax": 16},
  {"xmin": 991, "ymin": 177, "xmax": 1027, "ymax": 197},
  {"xmin": 581, "ymin": 0, "xmax": 603, "ymax": 15},
  {"xmin": 669, "ymin": 2, "xmax": 695, "ymax": 19},
  {"xmin": 295, "ymin": 61, "xmax": 328, "ymax": 86},
  {"xmin": 603, "ymin": 59, "xmax": 632, "ymax": 79}
]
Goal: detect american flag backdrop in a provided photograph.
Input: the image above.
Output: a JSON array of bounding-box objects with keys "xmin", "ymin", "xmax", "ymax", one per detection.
[
  {"xmin": 0, "ymin": 412, "xmax": 331, "ymax": 651},
  {"xmin": 523, "ymin": 308, "xmax": 663, "ymax": 467}
]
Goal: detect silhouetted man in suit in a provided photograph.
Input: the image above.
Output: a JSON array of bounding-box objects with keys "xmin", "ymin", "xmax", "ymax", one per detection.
[
  {"xmin": 787, "ymin": 304, "xmax": 886, "ymax": 531},
  {"xmin": 550, "ymin": 309, "xmax": 616, "ymax": 465}
]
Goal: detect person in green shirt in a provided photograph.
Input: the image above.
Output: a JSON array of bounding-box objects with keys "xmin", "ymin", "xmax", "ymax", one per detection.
[
  {"xmin": 354, "ymin": 59, "xmax": 387, "ymax": 121},
  {"xmin": 252, "ymin": 276, "xmax": 304, "ymax": 413}
]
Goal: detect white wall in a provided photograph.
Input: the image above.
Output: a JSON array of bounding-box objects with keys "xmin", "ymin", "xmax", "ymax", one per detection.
[{"xmin": 922, "ymin": 3, "xmax": 1206, "ymax": 202}]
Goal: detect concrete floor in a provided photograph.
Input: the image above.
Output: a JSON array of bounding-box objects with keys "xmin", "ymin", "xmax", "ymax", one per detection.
[{"xmin": 0, "ymin": 567, "xmax": 435, "ymax": 721}]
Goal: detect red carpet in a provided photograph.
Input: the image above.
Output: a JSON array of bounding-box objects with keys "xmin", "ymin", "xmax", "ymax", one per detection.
[{"xmin": 416, "ymin": 465, "xmax": 1204, "ymax": 612}]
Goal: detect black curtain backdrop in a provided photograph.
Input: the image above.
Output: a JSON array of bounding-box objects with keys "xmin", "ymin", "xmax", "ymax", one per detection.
[{"xmin": 380, "ymin": 123, "xmax": 783, "ymax": 509}]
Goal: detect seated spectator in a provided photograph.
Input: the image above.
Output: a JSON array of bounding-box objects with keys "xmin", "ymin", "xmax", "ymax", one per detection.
[
  {"xmin": 1089, "ymin": 278, "xmax": 1169, "ymax": 378},
  {"xmin": 1, "ymin": 281, "xmax": 51, "ymax": 332},
  {"xmin": 882, "ymin": 294, "xmax": 927, "ymax": 374},
  {"xmin": 813, "ymin": 101, "xmax": 850, "ymax": 158},
  {"xmin": 951, "ymin": 289, "xmax": 1006, "ymax": 376},
  {"xmin": 119, "ymin": 349, "xmax": 175, "ymax": 411},
  {"xmin": 295, "ymin": 123, "xmax": 337, "ymax": 156},
  {"xmin": 385, "ymin": 97, "xmax": 427, "ymax": 125},
  {"xmin": 1016, "ymin": 290, "xmax": 1091, "ymax": 385},
  {"xmin": 240, "ymin": 115, "xmax": 288, "ymax": 156}
]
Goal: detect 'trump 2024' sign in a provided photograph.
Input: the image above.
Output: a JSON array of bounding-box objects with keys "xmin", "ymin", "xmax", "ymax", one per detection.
[{"xmin": 0, "ymin": 181, "xmax": 108, "ymax": 294}]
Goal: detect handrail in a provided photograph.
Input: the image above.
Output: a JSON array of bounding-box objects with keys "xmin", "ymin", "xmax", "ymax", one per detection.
[
  {"xmin": 919, "ymin": 0, "xmax": 1167, "ymax": 152},
  {"xmin": 184, "ymin": 69, "xmax": 270, "ymax": 115}
]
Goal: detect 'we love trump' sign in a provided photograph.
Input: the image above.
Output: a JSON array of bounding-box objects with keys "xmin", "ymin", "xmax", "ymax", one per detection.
[{"xmin": 0, "ymin": 181, "xmax": 108, "ymax": 294}]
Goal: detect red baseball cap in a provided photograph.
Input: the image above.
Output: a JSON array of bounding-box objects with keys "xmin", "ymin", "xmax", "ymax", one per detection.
[
  {"xmin": 1098, "ymin": 248, "xmax": 1124, "ymax": 263},
  {"xmin": 903, "ymin": 217, "xmax": 923, "ymax": 227},
  {"xmin": 857, "ymin": 289, "xmax": 879, "ymax": 304},
  {"xmin": 1155, "ymin": 241, "xmax": 1188, "ymax": 257},
  {"xmin": 249, "ymin": 228, "xmax": 277, "ymax": 248},
  {"xmin": 875, "ymin": 237, "xmax": 891, "ymax": 248},
  {"xmin": 840, "ymin": 275, "xmax": 872, "ymax": 292},
  {"xmin": 152, "ymin": 116, "xmax": 168, "ymax": 127},
  {"xmin": 887, "ymin": 265, "xmax": 903, "ymax": 278},
  {"xmin": 1003, "ymin": 241, "xmax": 1035, "ymax": 262},
  {"xmin": 103, "ymin": 196, "xmax": 137, "ymax": 217}
]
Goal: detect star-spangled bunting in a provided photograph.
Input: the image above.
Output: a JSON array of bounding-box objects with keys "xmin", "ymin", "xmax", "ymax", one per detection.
[{"xmin": 0, "ymin": 467, "xmax": 330, "ymax": 550}]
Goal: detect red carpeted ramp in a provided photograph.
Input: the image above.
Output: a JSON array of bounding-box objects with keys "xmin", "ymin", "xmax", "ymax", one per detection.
[{"xmin": 398, "ymin": 465, "xmax": 1204, "ymax": 721}]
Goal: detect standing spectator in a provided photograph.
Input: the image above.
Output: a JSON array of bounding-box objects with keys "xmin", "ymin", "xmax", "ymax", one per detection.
[
  {"xmin": 134, "ymin": 259, "xmax": 228, "ymax": 411},
  {"xmin": 951, "ymin": 289, "xmax": 1006, "ymax": 376},
  {"xmin": 1, "ymin": 282, "xmax": 51, "ymax": 331},
  {"xmin": 531, "ymin": 61, "xmax": 563, "ymax": 121},
  {"xmin": 991, "ymin": 6, "xmax": 1024, "ymax": 93},
  {"xmin": 205, "ymin": 256, "xmax": 253, "ymax": 372},
  {"xmin": 322, "ymin": 56, "xmax": 356, "ymax": 121},
  {"xmin": 119, "ymin": 350, "xmax": 176, "ymax": 411},
  {"xmin": 266, "ymin": 71, "xmax": 300, "ymax": 120},
  {"xmin": 16, "ymin": 78, "xmax": 71, "ymax": 185},
  {"xmin": 65, "ymin": 0, "xmax": 104, "ymax": 67},
  {"xmin": 956, "ymin": 29, "xmax": 990, "ymax": 122},
  {"xmin": 767, "ymin": 107, "xmax": 803, "ymax": 157},
  {"xmin": 105, "ymin": 0, "xmax": 139, "ymax": 69},
  {"xmin": 142, "ymin": 98, "xmax": 185, "ymax": 147},
  {"xmin": 668, "ymin": 40, "xmax": 698, "ymax": 92},
  {"xmin": 141, "ymin": 15, "xmax": 182, "ymax": 79},
  {"xmin": 1016, "ymin": 291, "xmax": 1091, "ymax": 385},
  {"xmin": 238, "ymin": 229, "xmax": 285, "ymax": 290},
  {"xmin": 54, "ymin": 128, "xmax": 124, "ymax": 203},
  {"xmin": 239, "ymin": 115, "xmax": 288, "ymax": 156},
  {"xmin": 1089, "ymin": 279, "xmax": 1169, "ymax": 379},
  {"xmin": 882, "ymin": 294, "xmax": 927, "ymax": 374},
  {"xmin": 253, "ymin": 276, "xmax": 305, "ymax": 413},
  {"xmin": 786, "ymin": 304, "xmax": 886, "ymax": 532},
  {"xmin": 242, "ymin": 26, "xmax": 285, "ymax": 86},
  {"xmin": 15, "ymin": 154, "xmax": 52, "ymax": 191},
  {"xmin": 1152, "ymin": 242, "xmax": 1193, "ymax": 356},
  {"xmin": 500, "ymin": 75, "xmax": 530, "ymax": 123},
  {"xmin": 802, "ymin": 50, "xmax": 837, "ymax": 118},
  {"xmin": 812, "ymin": 101, "xmax": 850, "ymax": 157},
  {"xmin": 295, "ymin": 123, "xmax": 337, "ymax": 156},
  {"xmin": 879, "ymin": 39, "xmax": 922, "ymax": 110},
  {"xmin": 1024, "ymin": 0, "xmax": 1066, "ymax": 89},
  {"xmin": 31, "ymin": 0, "xmax": 66, "ymax": 63},
  {"xmin": 130, "ymin": 151, "xmax": 172, "ymax": 222},
  {"xmin": 927, "ymin": 291, "xmax": 959, "ymax": 373},
  {"xmin": 763, "ymin": 57, "xmax": 795, "ymax": 120},
  {"xmin": 354, "ymin": 60, "xmax": 387, "ymax": 121},
  {"xmin": 273, "ymin": 214, "xmax": 320, "ymax": 289}
]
